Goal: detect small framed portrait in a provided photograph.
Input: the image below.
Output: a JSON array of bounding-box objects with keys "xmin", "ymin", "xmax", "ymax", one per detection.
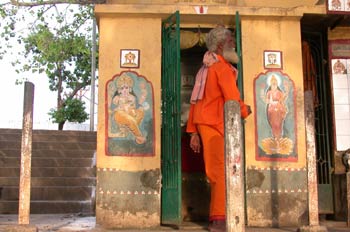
[
  {"xmin": 264, "ymin": 50, "xmax": 283, "ymax": 70},
  {"xmin": 120, "ymin": 49, "xmax": 140, "ymax": 69},
  {"xmin": 327, "ymin": 0, "xmax": 350, "ymax": 12}
]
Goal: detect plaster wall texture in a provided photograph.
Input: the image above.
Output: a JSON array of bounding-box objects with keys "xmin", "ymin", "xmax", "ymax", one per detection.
[
  {"xmin": 328, "ymin": 27, "xmax": 350, "ymax": 40},
  {"xmin": 96, "ymin": 17, "xmax": 161, "ymax": 170},
  {"xmin": 241, "ymin": 17, "xmax": 308, "ymax": 227},
  {"xmin": 241, "ymin": 16, "xmax": 306, "ymax": 169},
  {"xmin": 106, "ymin": 0, "xmax": 320, "ymax": 8},
  {"xmin": 95, "ymin": 16, "xmax": 162, "ymax": 228}
]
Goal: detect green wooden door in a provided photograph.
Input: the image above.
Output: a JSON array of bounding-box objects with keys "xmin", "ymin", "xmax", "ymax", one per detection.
[
  {"xmin": 235, "ymin": 11, "xmax": 248, "ymax": 221},
  {"xmin": 235, "ymin": 11, "xmax": 244, "ymax": 97},
  {"xmin": 161, "ymin": 11, "xmax": 181, "ymax": 225}
]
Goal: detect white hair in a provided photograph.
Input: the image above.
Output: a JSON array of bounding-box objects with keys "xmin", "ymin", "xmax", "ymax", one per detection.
[{"xmin": 205, "ymin": 27, "xmax": 232, "ymax": 52}]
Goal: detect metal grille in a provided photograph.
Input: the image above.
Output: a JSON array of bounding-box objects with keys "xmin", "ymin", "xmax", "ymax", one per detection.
[{"xmin": 302, "ymin": 30, "xmax": 334, "ymax": 213}]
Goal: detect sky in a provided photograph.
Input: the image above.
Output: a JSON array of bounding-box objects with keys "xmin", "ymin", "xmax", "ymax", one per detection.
[{"xmin": 0, "ymin": 58, "xmax": 97, "ymax": 131}]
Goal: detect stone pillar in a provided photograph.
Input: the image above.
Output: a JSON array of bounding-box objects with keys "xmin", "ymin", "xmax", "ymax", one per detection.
[
  {"xmin": 298, "ymin": 91, "xmax": 327, "ymax": 232},
  {"xmin": 224, "ymin": 100, "xmax": 245, "ymax": 232},
  {"xmin": 18, "ymin": 82, "xmax": 35, "ymax": 225},
  {"xmin": 12, "ymin": 82, "xmax": 38, "ymax": 232}
]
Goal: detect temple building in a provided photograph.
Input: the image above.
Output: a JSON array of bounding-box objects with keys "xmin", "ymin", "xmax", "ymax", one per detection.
[{"xmin": 94, "ymin": 0, "xmax": 350, "ymax": 229}]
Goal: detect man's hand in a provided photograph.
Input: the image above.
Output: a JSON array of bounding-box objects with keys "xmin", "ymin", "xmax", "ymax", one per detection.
[
  {"xmin": 246, "ymin": 105, "xmax": 252, "ymax": 115},
  {"xmin": 190, "ymin": 133, "xmax": 201, "ymax": 153}
]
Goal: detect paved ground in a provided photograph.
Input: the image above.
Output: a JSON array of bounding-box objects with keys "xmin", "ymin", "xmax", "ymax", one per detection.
[{"xmin": 0, "ymin": 214, "xmax": 349, "ymax": 232}]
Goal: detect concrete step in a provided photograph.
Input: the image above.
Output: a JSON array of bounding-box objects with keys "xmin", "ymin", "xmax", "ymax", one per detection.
[
  {"xmin": 0, "ymin": 157, "xmax": 94, "ymax": 167},
  {"xmin": 0, "ymin": 200, "xmax": 94, "ymax": 214},
  {"xmin": 0, "ymin": 128, "xmax": 96, "ymax": 136},
  {"xmin": 0, "ymin": 177, "xmax": 96, "ymax": 187},
  {"xmin": 1, "ymin": 186, "xmax": 95, "ymax": 201},
  {"xmin": 0, "ymin": 149, "xmax": 95, "ymax": 158},
  {"xmin": 0, "ymin": 129, "xmax": 96, "ymax": 215},
  {"xmin": 0, "ymin": 167, "xmax": 95, "ymax": 178},
  {"xmin": 0, "ymin": 140, "xmax": 96, "ymax": 150},
  {"xmin": 0, "ymin": 133, "xmax": 96, "ymax": 143}
]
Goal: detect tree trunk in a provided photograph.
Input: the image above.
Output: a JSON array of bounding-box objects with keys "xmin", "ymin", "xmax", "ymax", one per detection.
[{"xmin": 58, "ymin": 121, "xmax": 65, "ymax": 130}]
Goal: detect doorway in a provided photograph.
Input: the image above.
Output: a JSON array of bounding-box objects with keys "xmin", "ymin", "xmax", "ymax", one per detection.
[
  {"xmin": 180, "ymin": 42, "xmax": 210, "ymax": 223},
  {"xmin": 161, "ymin": 11, "xmax": 242, "ymax": 225},
  {"xmin": 301, "ymin": 20, "xmax": 334, "ymax": 215}
]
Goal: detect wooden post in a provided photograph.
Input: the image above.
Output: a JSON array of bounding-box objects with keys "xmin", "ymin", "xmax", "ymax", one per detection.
[
  {"xmin": 224, "ymin": 100, "xmax": 245, "ymax": 232},
  {"xmin": 18, "ymin": 82, "xmax": 35, "ymax": 225}
]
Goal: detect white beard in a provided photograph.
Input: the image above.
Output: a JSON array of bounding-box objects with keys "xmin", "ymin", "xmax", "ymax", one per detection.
[{"xmin": 223, "ymin": 47, "xmax": 239, "ymax": 64}]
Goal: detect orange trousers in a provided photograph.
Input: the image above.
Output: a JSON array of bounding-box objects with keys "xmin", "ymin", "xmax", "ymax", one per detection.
[{"xmin": 198, "ymin": 125, "xmax": 226, "ymax": 221}]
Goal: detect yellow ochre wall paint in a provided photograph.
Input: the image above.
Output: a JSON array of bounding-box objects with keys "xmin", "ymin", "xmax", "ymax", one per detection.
[
  {"xmin": 241, "ymin": 16, "xmax": 306, "ymax": 168},
  {"xmin": 106, "ymin": 0, "xmax": 319, "ymax": 8},
  {"xmin": 329, "ymin": 27, "xmax": 350, "ymax": 40},
  {"xmin": 96, "ymin": 16, "xmax": 162, "ymax": 171}
]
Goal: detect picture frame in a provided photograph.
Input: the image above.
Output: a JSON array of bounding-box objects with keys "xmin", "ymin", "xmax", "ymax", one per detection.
[
  {"xmin": 264, "ymin": 50, "xmax": 283, "ymax": 70},
  {"xmin": 120, "ymin": 49, "xmax": 140, "ymax": 69},
  {"xmin": 327, "ymin": 0, "xmax": 350, "ymax": 13}
]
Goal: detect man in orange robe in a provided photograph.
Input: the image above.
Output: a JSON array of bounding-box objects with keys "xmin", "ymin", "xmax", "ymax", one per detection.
[{"xmin": 186, "ymin": 26, "xmax": 251, "ymax": 232}]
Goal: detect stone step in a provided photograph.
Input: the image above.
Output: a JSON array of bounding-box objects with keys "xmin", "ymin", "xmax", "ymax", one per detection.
[
  {"xmin": 0, "ymin": 167, "xmax": 95, "ymax": 178},
  {"xmin": 1, "ymin": 186, "xmax": 94, "ymax": 201},
  {"xmin": 0, "ymin": 177, "xmax": 96, "ymax": 187},
  {"xmin": 0, "ymin": 129, "xmax": 96, "ymax": 215},
  {"xmin": 0, "ymin": 128, "xmax": 96, "ymax": 136},
  {"xmin": 0, "ymin": 149, "xmax": 95, "ymax": 158},
  {"xmin": 0, "ymin": 140, "xmax": 96, "ymax": 150},
  {"xmin": 0, "ymin": 157, "xmax": 94, "ymax": 168},
  {"xmin": 0, "ymin": 200, "xmax": 94, "ymax": 214},
  {"xmin": 0, "ymin": 133, "xmax": 96, "ymax": 143}
]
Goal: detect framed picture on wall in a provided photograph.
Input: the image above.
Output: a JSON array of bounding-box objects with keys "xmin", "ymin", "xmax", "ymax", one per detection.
[
  {"xmin": 264, "ymin": 50, "xmax": 283, "ymax": 70},
  {"xmin": 327, "ymin": 0, "xmax": 350, "ymax": 13},
  {"xmin": 120, "ymin": 49, "xmax": 140, "ymax": 69}
]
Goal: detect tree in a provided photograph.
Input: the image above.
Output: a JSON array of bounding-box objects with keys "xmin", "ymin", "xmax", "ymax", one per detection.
[{"xmin": 0, "ymin": 1, "xmax": 99, "ymax": 130}]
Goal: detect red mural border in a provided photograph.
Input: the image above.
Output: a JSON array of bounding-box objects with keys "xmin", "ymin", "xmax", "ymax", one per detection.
[
  {"xmin": 328, "ymin": 39, "xmax": 350, "ymax": 59},
  {"xmin": 104, "ymin": 70, "xmax": 156, "ymax": 157}
]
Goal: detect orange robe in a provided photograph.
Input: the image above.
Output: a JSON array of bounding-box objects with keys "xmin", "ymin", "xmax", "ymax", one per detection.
[{"xmin": 186, "ymin": 55, "xmax": 249, "ymax": 221}]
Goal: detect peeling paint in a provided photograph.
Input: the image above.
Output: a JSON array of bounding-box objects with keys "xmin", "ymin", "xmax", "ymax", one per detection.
[
  {"xmin": 246, "ymin": 169, "xmax": 265, "ymax": 190},
  {"xmin": 96, "ymin": 208, "xmax": 159, "ymax": 228},
  {"xmin": 96, "ymin": 168, "xmax": 160, "ymax": 228}
]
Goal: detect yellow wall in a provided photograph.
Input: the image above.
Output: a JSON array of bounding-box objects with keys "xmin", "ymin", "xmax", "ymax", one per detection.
[
  {"xmin": 97, "ymin": 16, "xmax": 161, "ymax": 171},
  {"xmin": 329, "ymin": 27, "xmax": 350, "ymax": 40},
  {"xmin": 241, "ymin": 16, "xmax": 306, "ymax": 168},
  {"xmin": 106, "ymin": 0, "xmax": 319, "ymax": 8}
]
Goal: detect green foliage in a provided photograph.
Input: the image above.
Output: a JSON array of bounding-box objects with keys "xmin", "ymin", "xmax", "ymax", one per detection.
[
  {"xmin": 22, "ymin": 22, "xmax": 94, "ymax": 92},
  {"xmin": 49, "ymin": 98, "xmax": 89, "ymax": 124},
  {"xmin": 0, "ymin": 1, "xmax": 98, "ymax": 129}
]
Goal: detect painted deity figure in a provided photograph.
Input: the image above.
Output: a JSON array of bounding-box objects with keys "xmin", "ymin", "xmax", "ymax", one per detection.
[
  {"xmin": 333, "ymin": 59, "xmax": 346, "ymax": 74},
  {"xmin": 112, "ymin": 73, "xmax": 148, "ymax": 144},
  {"xmin": 265, "ymin": 75, "xmax": 288, "ymax": 140},
  {"xmin": 331, "ymin": 0, "xmax": 342, "ymax": 10},
  {"xmin": 260, "ymin": 74, "xmax": 293, "ymax": 155}
]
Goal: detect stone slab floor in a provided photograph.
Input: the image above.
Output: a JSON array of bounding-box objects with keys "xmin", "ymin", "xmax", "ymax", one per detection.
[{"xmin": 0, "ymin": 214, "xmax": 349, "ymax": 232}]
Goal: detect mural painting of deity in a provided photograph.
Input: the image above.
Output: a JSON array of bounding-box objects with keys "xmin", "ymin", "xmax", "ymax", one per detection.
[
  {"xmin": 254, "ymin": 71, "xmax": 297, "ymax": 161},
  {"xmin": 106, "ymin": 71, "xmax": 154, "ymax": 156}
]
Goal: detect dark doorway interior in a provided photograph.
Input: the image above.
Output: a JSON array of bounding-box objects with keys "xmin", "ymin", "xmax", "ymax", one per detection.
[{"xmin": 180, "ymin": 43, "xmax": 210, "ymax": 222}]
